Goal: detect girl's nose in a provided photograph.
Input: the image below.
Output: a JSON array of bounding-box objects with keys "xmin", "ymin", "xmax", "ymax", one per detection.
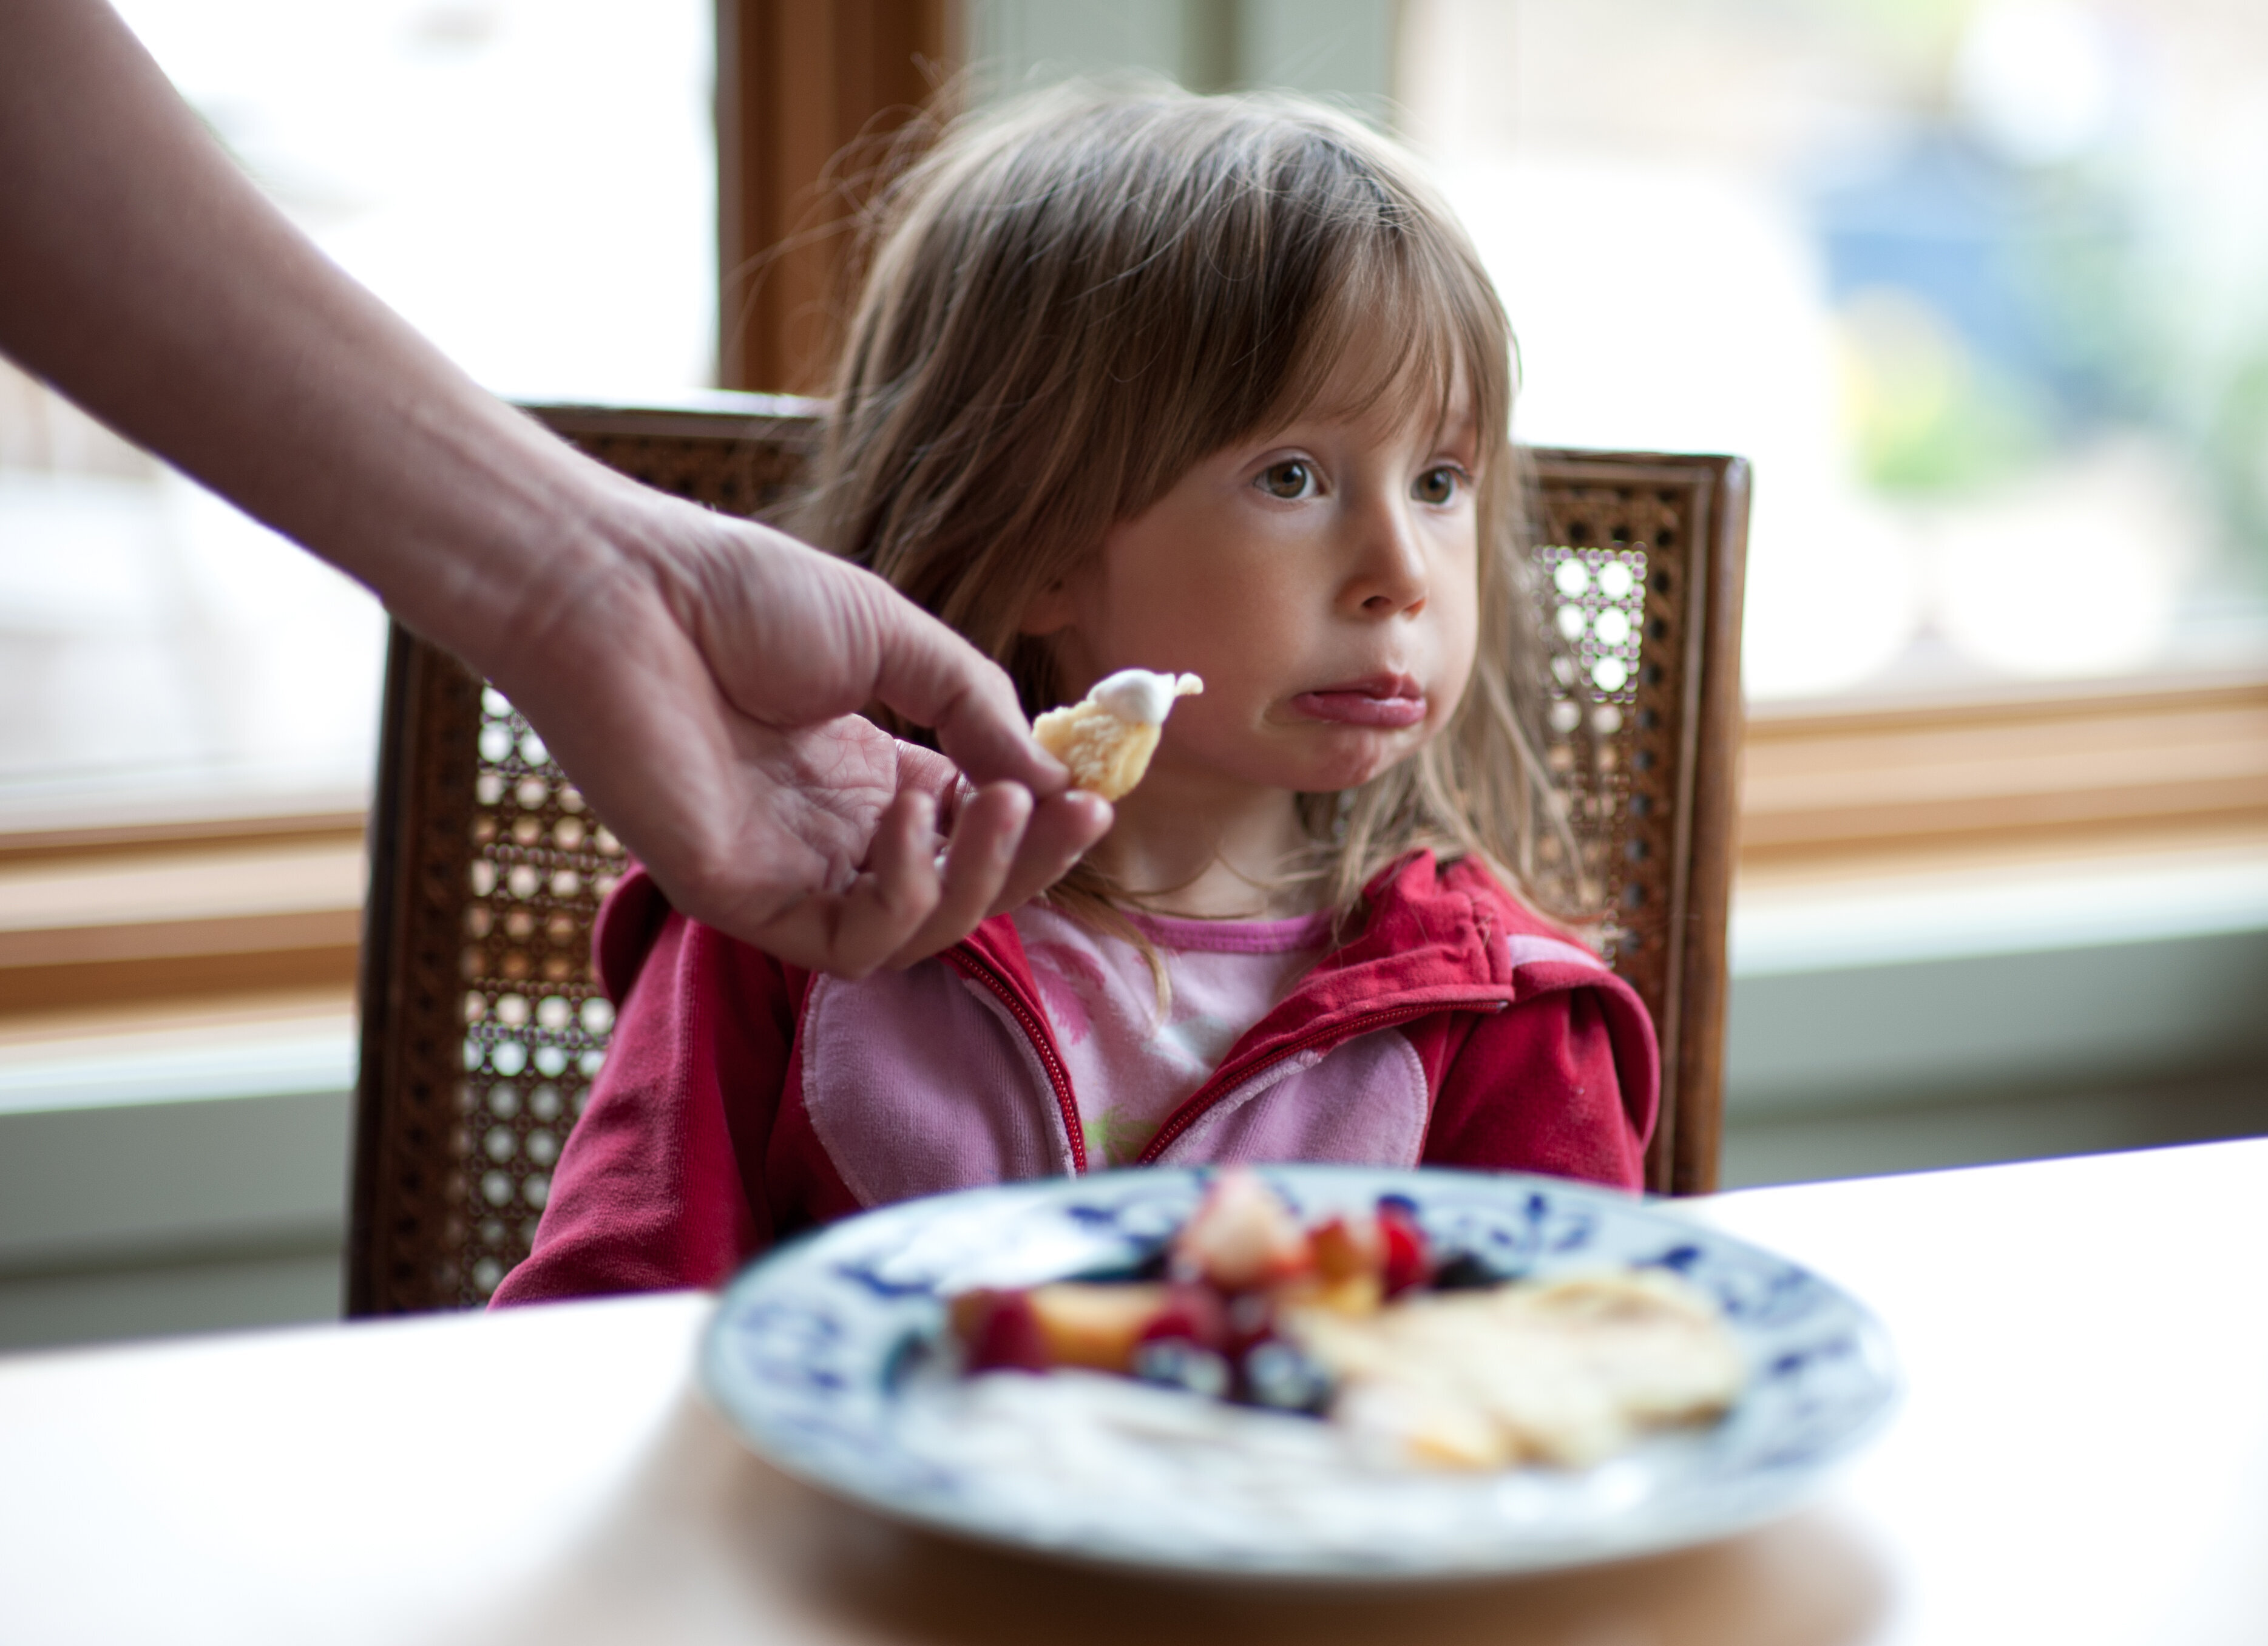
[{"xmin": 1343, "ymin": 500, "xmax": 1430, "ymax": 619}]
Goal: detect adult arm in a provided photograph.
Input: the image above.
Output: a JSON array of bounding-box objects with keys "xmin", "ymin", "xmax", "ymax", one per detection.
[{"xmin": 0, "ymin": 0, "xmax": 1109, "ymax": 975}]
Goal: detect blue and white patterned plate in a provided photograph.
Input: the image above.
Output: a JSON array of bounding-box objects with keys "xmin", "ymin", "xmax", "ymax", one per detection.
[{"xmin": 700, "ymin": 1167, "xmax": 1898, "ymax": 1580}]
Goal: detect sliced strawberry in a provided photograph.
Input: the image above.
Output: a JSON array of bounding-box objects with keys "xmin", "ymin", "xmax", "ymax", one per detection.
[
  {"xmin": 950, "ymin": 1288, "xmax": 1050, "ymax": 1373},
  {"xmin": 1136, "ymin": 1281, "xmax": 1230, "ymax": 1352},
  {"xmin": 1376, "ymin": 1199, "xmax": 1433, "ymax": 1298}
]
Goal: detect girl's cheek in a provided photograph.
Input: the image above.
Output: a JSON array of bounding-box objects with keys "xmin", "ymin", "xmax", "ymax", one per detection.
[
  {"xmin": 1434, "ymin": 583, "xmax": 1482, "ymax": 692},
  {"xmin": 1440, "ymin": 565, "xmax": 1483, "ymax": 706}
]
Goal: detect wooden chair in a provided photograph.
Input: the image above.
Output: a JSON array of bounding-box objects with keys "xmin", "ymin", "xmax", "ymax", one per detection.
[{"xmin": 348, "ymin": 397, "xmax": 1748, "ymax": 1315}]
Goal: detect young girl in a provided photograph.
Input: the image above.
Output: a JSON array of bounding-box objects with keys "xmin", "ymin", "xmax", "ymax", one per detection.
[{"xmin": 495, "ymin": 87, "xmax": 1657, "ymax": 1305}]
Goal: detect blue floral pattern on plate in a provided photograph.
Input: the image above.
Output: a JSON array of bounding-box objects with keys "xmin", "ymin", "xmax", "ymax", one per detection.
[{"xmin": 700, "ymin": 1167, "xmax": 1898, "ymax": 1579}]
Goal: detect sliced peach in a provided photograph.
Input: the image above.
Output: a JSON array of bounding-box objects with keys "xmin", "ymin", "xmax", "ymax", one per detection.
[
  {"xmin": 1024, "ymin": 1281, "xmax": 1170, "ymax": 1373},
  {"xmin": 1310, "ymin": 1214, "xmax": 1386, "ymax": 1285}
]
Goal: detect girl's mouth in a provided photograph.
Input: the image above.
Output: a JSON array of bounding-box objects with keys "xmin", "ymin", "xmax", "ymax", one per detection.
[{"xmin": 1290, "ymin": 675, "xmax": 1427, "ymax": 729}]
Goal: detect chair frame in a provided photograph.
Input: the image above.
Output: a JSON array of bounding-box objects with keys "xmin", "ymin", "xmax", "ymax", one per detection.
[
  {"xmin": 349, "ymin": 396, "xmax": 1746, "ymax": 1316},
  {"xmin": 1518, "ymin": 447, "xmax": 1750, "ymax": 1198}
]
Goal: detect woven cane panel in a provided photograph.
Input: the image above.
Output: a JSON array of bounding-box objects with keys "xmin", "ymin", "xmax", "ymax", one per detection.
[
  {"xmin": 451, "ymin": 689, "xmax": 631, "ymax": 1300},
  {"xmin": 1529, "ymin": 476, "xmax": 1699, "ymax": 1032}
]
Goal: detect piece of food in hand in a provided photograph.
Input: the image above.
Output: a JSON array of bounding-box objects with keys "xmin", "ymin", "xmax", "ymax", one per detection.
[
  {"xmin": 1169, "ymin": 1167, "xmax": 1313, "ymax": 1292},
  {"xmin": 1032, "ymin": 669, "xmax": 1203, "ymax": 800}
]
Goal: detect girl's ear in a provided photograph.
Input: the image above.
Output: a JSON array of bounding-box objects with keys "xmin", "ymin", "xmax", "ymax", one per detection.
[{"xmin": 1018, "ymin": 578, "xmax": 1076, "ymax": 636}]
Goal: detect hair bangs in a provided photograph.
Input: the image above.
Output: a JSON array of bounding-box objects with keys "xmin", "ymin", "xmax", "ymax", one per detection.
[
  {"xmin": 1263, "ymin": 227, "xmax": 1511, "ymax": 473},
  {"xmin": 1095, "ymin": 100, "xmax": 1516, "ymax": 524}
]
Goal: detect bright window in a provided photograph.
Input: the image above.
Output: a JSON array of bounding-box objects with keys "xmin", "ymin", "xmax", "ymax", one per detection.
[
  {"xmin": 0, "ymin": 0, "xmax": 715, "ymax": 828},
  {"xmin": 1400, "ymin": 0, "xmax": 2268, "ymax": 702}
]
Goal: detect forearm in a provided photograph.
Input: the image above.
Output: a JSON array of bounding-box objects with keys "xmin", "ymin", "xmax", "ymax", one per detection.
[{"xmin": 0, "ymin": 0, "xmax": 626, "ymax": 671}]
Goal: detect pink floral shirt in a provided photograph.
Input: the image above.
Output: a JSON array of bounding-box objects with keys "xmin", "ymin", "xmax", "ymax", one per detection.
[{"xmin": 1010, "ymin": 904, "xmax": 1333, "ymax": 1166}]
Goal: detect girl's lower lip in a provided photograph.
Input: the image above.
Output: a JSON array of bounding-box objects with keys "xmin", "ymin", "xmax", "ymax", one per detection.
[{"xmin": 1290, "ymin": 690, "xmax": 1427, "ymax": 728}]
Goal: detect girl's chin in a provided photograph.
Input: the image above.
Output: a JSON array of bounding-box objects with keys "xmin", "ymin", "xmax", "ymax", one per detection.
[
  {"xmin": 1149, "ymin": 720, "xmax": 1430, "ymax": 797},
  {"xmin": 1283, "ymin": 728, "xmax": 1423, "ymax": 792}
]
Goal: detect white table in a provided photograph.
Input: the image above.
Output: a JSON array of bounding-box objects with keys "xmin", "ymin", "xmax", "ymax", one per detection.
[{"xmin": 5, "ymin": 1139, "xmax": 2266, "ymax": 1645}]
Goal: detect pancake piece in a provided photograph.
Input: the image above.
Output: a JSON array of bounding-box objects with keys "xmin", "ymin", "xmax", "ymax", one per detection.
[{"xmin": 1285, "ymin": 1269, "xmax": 1745, "ymax": 1469}]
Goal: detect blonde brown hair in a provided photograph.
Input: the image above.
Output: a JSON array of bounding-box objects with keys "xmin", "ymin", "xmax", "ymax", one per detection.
[{"xmin": 799, "ymin": 84, "xmax": 1578, "ymax": 930}]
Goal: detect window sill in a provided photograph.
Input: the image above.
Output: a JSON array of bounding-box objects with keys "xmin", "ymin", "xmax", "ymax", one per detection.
[
  {"xmin": 0, "ymin": 818, "xmax": 364, "ymax": 1026},
  {"xmin": 1739, "ymin": 670, "xmax": 2268, "ymax": 874}
]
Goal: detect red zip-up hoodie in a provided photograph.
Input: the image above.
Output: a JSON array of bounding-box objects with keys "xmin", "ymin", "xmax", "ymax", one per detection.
[{"xmin": 495, "ymin": 851, "xmax": 1657, "ymax": 1306}]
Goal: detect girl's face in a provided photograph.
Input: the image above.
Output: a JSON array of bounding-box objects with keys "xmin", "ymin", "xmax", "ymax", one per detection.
[{"xmin": 1025, "ymin": 365, "xmax": 1483, "ymax": 804}]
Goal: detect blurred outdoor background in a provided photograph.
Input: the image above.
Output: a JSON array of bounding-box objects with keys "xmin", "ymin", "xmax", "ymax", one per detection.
[
  {"xmin": 1412, "ymin": 0, "xmax": 2268, "ymax": 700},
  {"xmin": 3, "ymin": 0, "xmax": 2263, "ymax": 1350}
]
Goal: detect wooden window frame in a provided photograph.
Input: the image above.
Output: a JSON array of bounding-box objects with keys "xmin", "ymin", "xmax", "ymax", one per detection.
[
  {"xmin": 716, "ymin": 0, "xmax": 960, "ymax": 395},
  {"xmin": 0, "ymin": 812, "xmax": 367, "ymax": 1029},
  {"xmin": 1739, "ymin": 672, "xmax": 2268, "ymax": 882}
]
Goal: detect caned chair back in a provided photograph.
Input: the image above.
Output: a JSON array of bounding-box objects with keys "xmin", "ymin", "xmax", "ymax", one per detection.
[{"xmin": 348, "ymin": 398, "xmax": 1747, "ymax": 1315}]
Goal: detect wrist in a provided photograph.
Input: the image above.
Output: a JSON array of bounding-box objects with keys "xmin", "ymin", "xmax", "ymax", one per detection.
[{"xmin": 361, "ymin": 410, "xmax": 651, "ymax": 685}]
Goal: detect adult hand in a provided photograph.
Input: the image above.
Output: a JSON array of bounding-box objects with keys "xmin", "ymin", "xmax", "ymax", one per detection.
[
  {"xmin": 491, "ymin": 483, "xmax": 1113, "ymax": 975},
  {"xmin": 0, "ymin": 0, "xmax": 1109, "ymax": 975}
]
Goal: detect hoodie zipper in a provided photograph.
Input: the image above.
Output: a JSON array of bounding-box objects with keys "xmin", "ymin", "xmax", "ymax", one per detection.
[
  {"xmin": 950, "ymin": 950, "xmax": 1088, "ymax": 1175},
  {"xmin": 954, "ymin": 947, "xmax": 1508, "ymax": 1177},
  {"xmin": 1134, "ymin": 997, "xmax": 1504, "ymax": 1166}
]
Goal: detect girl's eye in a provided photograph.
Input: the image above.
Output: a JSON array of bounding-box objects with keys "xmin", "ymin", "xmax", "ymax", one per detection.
[
  {"xmin": 1414, "ymin": 466, "xmax": 1462, "ymax": 506},
  {"xmin": 1257, "ymin": 460, "xmax": 1313, "ymax": 500}
]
